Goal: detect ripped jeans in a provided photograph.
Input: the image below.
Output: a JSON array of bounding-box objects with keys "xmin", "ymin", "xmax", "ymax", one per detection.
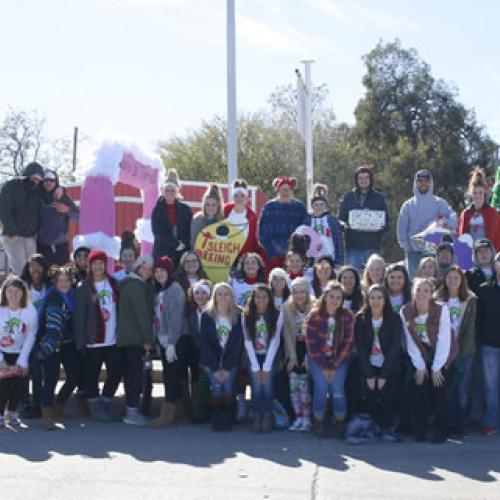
[{"xmin": 308, "ymin": 357, "xmax": 349, "ymax": 418}]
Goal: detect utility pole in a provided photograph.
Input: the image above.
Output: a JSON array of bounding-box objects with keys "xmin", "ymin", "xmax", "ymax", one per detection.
[
  {"xmin": 301, "ymin": 60, "xmax": 314, "ymax": 207},
  {"xmin": 226, "ymin": 0, "xmax": 237, "ymax": 188}
]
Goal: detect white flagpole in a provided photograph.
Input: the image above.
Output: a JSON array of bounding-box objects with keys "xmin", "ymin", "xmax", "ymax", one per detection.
[
  {"xmin": 301, "ymin": 60, "xmax": 314, "ymax": 209},
  {"xmin": 227, "ymin": 0, "xmax": 238, "ymax": 189}
]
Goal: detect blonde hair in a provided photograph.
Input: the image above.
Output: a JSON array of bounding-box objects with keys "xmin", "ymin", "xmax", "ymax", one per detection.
[
  {"xmin": 361, "ymin": 254, "xmax": 386, "ymax": 289},
  {"xmin": 412, "ymin": 277, "xmax": 434, "ymax": 300},
  {"xmin": 467, "ymin": 166, "xmax": 487, "ymax": 197},
  {"xmin": 416, "ymin": 256, "xmax": 439, "ymax": 279},
  {"xmin": 206, "ymin": 282, "xmax": 239, "ymax": 324}
]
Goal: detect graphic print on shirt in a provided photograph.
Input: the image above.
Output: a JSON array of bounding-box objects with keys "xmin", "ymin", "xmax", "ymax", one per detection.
[
  {"xmin": 98, "ymin": 289, "xmax": 112, "ymax": 322},
  {"xmin": 325, "ymin": 317, "xmax": 336, "ymax": 356},
  {"xmin": 0, "ymin": 316, "xmax": 25, "ymax": 348},
  {"xmin": 255, "ymin": 319, "xmax": 268, "ymax": 354},
  {"xmin": 369, "ymin": 321, "xmax": 384, "ymax": 368},
  {"xmin": 217, "ymin": 325, "xmax": 230, "ymax": 350},
  {"xmin": 415, "ymin": 322, "xmax": 429, "ymax": 343},
  {"xmin": 239, "ymin": 290, "xmax": 252, "ymax": 307},
  {"xmin": 295, "ymin": 312, "xmax": 305, "ymax": 341},
  {"xmin": 448, "ymin": 303, "xmax": 461, "ymax": 336}
]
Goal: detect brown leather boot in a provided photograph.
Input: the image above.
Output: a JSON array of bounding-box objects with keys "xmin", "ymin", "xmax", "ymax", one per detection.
[
  {"xmin": 53, "ymin": 400, "xmax": 72, "ymax": 420},
  {"xmin": 149, "ymin": 402, "xmax": 176, "ymax": 428},
  {"xmin": 41, "ymin": 407, "xmax": 56, "ymax": 430}
]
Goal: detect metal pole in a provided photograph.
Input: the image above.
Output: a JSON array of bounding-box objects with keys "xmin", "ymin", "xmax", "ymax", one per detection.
[
  {"xmin": 72, "ymin": 126, "xmax": 79, "ymax": 172},
  {"xmin": 302, "ymin": 60, "xmax": 314, "ymax": 208},
  {"xmin": 227, "ymin": 0, "xmax": 238, "ymax": 188}
]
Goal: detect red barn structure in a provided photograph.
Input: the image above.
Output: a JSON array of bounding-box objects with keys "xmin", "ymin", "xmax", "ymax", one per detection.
[{"xmin": 66, "ymin": 180, "xmax": 268, "ymax": 251}]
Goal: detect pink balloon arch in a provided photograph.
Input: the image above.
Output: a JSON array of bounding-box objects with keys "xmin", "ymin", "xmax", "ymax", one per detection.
[{"xmin": 73, "ymin": 141, "xmax": 163, "ymax": 272}]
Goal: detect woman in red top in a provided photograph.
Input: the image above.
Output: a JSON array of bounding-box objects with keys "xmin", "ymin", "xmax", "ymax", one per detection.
[
  {"xmin": 223, "ymin": 179, "xmax": 260, "ymax": 265},
  {"xmin": 459, "ymin": 167, "xmax": 500, "ymax": 251}
]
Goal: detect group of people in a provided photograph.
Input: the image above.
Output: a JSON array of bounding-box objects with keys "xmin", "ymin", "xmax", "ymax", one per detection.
[{"xmin": 0, "ymin": 161, "xmax": 500, "ymax": 445}]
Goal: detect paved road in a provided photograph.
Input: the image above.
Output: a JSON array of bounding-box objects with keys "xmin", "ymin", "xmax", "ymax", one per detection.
[{"xmin": 1, "ymin": 396, "xmax": 499, "ymax": 499}]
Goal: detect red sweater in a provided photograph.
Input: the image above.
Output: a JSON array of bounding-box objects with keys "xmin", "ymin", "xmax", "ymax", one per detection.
[
  {"xmin": 223, "ymin": 203, "xmax": 261, "ymax": 258},
  {"xmin": 458, "ymin": 205, "xmax": 500, "ymax": 251}
]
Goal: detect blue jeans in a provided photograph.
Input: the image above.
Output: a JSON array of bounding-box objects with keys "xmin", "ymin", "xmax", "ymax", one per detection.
[
  {"xmin": 308, "ymin": 357, "xmax": 349, "ymax": 418},
  {"xmin": 345, "ymin": 248, "xmax": 375, "ymax": 272},
  {"xmin": 482, "ymin": 345, "xmax": 500, "ymax": 428},
  {"xmin": 207, "ymin": 368, "xmax": 236, "ymax": 396},
  {"xmin": 250, "ymin": 367, "xmax": 274, "ymax": 415},
  {"xmin": 448, "ymin": 354, "xmax": 474, "ymax": 433},
  {"xmin": 405, "ymin": 250, "xmax": 423, "ymax": 279}
]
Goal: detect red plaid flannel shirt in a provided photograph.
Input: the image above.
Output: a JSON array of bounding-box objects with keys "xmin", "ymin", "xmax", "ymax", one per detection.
[{"xmin": 305, "ymin": 309, "xmax": 355, "ymax": 370}]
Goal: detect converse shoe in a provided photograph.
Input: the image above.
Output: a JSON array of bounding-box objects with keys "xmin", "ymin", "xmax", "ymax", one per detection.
[
  {"xmin": 289, "ymin": 418, "xmax": 303, "ymax": 431},
  {"xmin": 5, "ymin": 411, "xmax": 23, "ymax": 427}
]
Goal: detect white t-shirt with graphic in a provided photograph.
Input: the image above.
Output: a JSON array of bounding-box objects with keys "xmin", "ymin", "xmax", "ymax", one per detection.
[
  {"xmin": 324, "ymin": 316, "xmax": 336, "ymax": 357},
  {"xmin": 295, "ymin": 310, "xmax": 306, "ymax": 341},
  {"xmin": 154, "ymin": 290, "xmax": 165, "ymax": 338},
  {"xmin": 87, "ymin": 279, "xmax": 117, "ymax": 348},
  {"xmin": 369, "ymin": 317, "xmax": 384, "ymax": 368},
  {"xmin": 446, "ymin": 297, "xmax": 463, "ymax": 337},
  {"xmin": 254, "ymin": 317, "xmax": 268, "ymax": 355},
  {"xmin": 227, "ymin": 208, "xmax": 249, "ymax": 240},
  {"xmin": 230, "ymin": 279, "xmax": 262, "ymax": 307},
  {"xmin": 216, "ymin": 316, "xmax": 232, "ymax": 350},
  {"xmin": 0, "ymin": 304, "xmax": 38, "ymax": 368},
  {"xmin": 310, "ymin": 214, "xmax": 335, "ymax": 259},
  {"xmin": 30, "ymin": 285, "xmax": 46, "ymax": 312},
  {"xmin": 343, "ymin": 299, "xmax": 352, "ymax": 311},
  {"xmin": 469, "ymin": 213, "xmax": 486, "ymax": 242},
  {"xmin": 274, "ymin": 296, "xmax": 284, "ymax": 311},
  {"xmin": 390, "ymin": 294, "xmax": 404, "ymax": 314}
]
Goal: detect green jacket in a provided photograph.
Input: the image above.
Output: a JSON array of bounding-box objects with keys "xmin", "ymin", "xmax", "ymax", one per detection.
[
  {"xmin": 456, "ymin": 292, "xmax": 477, "ymax": 360},
  {"xmin": 117, "ymin": 274, "xmax": 155, "ymax": 347}
]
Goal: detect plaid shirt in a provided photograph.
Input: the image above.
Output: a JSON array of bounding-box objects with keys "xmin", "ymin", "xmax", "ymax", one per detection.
[{"xmin": 305, "ymin": 309, "xmax": 354, "ymax": 370}]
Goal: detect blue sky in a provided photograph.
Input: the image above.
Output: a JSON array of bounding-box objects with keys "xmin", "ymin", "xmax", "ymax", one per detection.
[{"xmin": 1, "ymin": 0, "xmax": 499, "ymax": 149}]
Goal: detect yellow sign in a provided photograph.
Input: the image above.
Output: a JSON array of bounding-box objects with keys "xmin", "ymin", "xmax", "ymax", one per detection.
[{"xmin": 195, "ymin": 220, "xmax": 246, "ymax": 283}]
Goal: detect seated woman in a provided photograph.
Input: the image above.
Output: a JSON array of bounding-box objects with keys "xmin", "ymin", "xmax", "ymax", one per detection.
[
  {"xmin": 200, "ymin": 282, "xmax": 243, "ymax": 432},
  {"xmin": 305, "ymin": 281, "xmax": 355, "ymax": 438},
  {"xmin": 355, "ymin": 284, "xmax": 403, "ymax": 441}
]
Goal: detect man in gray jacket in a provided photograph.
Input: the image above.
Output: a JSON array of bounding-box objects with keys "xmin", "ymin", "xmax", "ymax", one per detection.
[{"xmin": 397, "ymin": 169, "xmax": 455, "ymax": 278}]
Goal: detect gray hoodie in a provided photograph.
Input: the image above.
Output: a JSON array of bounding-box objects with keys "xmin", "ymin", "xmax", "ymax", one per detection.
[{"xmin": 397, "ymin": 173, "xmax": 454, "ymax": 252}]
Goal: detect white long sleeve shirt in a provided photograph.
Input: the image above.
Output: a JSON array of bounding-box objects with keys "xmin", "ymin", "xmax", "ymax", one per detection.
[
  {"xmin": 401, "ymin": 306, "xmax": 451, "ymax": 372},
  {"xmin": 243, "ymin": 312, "xmax": 283, "ymax": 372},
  {"xmin": 0, "ymin": 304, "xmax": 38, "ymax": 368}
]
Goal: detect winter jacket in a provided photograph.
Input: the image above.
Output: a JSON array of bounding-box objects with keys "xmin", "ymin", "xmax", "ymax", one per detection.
[
  {"xmin": 447, "ymin": 292, "xmax": 477, "ymax": 360},
  {"xmin": 305, "ymin": 308, "xmax": 355, "ymax": 370},
  {"xmin": 73, "ymin": 276, "xmax": 119, "ymax": 349},
  {"xmin": 187, "ymin": 308, "xmax": 204, "ymax": 350},
  {"xmin": 200, "ymin": 312, "xmax": 243, "ymax": 372},
  {"xmin": 338, "ymin": 188, "xmax": 390, "ymax": 251},
  {"xmin": 258, "ymin": 198, "xmax": 307, "ymax": 261},
  {"xmin": 304, "ymin": 211, "xmax": 345, "ymax": 263},
  {"xmin": 152, "ymin": 197, "xmax": 192, "ymax": 261},
  {"xmin": 38, "ymin": 175, "xmax": 79, "ymax": 246},
  {"xmin": 466, "ymin": 267, "xmax": 493, "ymax": 296},
  {"xmin": 458, "ymin": 204, "xmax": 500, "ymax": 251},
  {"xmin": 117, "ymin": 275, "xmax": 155, "ymax": 347},
  {"xmin": 397, "ymin": 174, "xmax": 454, "ymax": 252},
  {"xmin": 223, "ymin": 203, "xmax": 261, "ymax": 259},
  {"xmin": 157, "ymin": 281, "xmax": 188, "ymax": 348},
  {"xmin": 0, "ymin": 178, "xmax": 41, "ymax": 237},
  {"xmin": 37, "ymin": 287, "xmax": 75, "ymax": 359},
  {"xmin": 354, "ymin": 309, "xmax": 402, "ymax": 380},
  {"xmin": 476, "ymin": 281, "xmax": 500, "ymax": 348}
]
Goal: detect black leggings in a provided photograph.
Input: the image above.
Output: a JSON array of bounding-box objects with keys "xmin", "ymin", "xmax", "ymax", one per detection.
[
  {"xmin": 361, "ymin": 369, "xmax": 397, "ymax": 430},
  {"xmin": 161, "ymin": 335, "xmax": 189, "ymax": 402},
  {"xmin": 84, "ymin": 345, "xmax": 122, "ymax": 400},
  {"xmin": 119, "ymin": 346, "xmax": 144, "ymax": 408},
  {"xmin": 0, "ymin": 353, "xmax": 25, "ymax": 413},
  {"xmin": 40, "ymin": 342, "xmax": 81, "ymax": 407}
]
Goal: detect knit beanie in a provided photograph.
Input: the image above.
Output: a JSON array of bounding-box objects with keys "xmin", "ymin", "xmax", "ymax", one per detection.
[
  {"xmin": 154, "ymin": 256, "xmax": 174, "ymax": 275},
  {"xmin": 269, "ymin": 267, "xmax": 289, "ymax": 284},
  {"xmin": 290, "ymin": 276, "xmax": 310, "ymax": 293},
  {"xmin": 133, "ymin": 255, "xmax": 153, "ymax": 272},
  {"xmin": 89, "ymin": 249, "xmax": 107, "ymax": 265},
  {"xmin": 164, "ymin": 168, "xmax": 180, "ymax": 189},
  {"xmin": 436, "ymin": 241, "xmax": 454, "ymax": 257},
  {"xmin": 474, "ymin": 238, "xmax": 496, "ymax": 261}
]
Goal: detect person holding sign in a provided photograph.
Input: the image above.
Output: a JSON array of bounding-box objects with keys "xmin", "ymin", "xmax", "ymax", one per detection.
[
  {"xmin": 338, "ymin": 165, "xmax": 390, "ymax": 272},
  {"xmin": 305, "ymin": 281, "xmax": 355, "ymax": 438},
  {"xmin": 355, "ymin": 285, "xmax": 403, "ymax": 442},
  {"xmin": 242, "ymin": 285, "xmax": 283, "ymax": 433}
]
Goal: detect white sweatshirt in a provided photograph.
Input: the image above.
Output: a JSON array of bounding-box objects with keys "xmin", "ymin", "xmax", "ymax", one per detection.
[
  {"xmin": 401, "ymin": 306, "xmax": 451, "ymax": 372},
  {"xmin": 242, "ymin": 312, "xmax": 283, "ymax": 372},
  {"xmin": 0, "ymin": 304, "xmax": 38, "ymax": 368}
]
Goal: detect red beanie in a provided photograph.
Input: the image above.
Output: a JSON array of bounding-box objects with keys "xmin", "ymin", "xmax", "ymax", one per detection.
[
  {"xmin": 154, "ymin": 256, "xmax": 174, "ymax": 275},
  {"xmin": 89, "ymin": 249, "xmax": 108, "ymax": 265},
  {"xmin": 274, "ymin": 176, "xmax": 296, "ymax": 192}
]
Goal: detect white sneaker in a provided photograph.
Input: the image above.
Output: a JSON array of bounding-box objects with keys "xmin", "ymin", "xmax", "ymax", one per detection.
[
  {"xmin": 123, "ymin": 410, "xmax": 148, "ymax": 426},
  {"xmin": 4, "ymin": 411, "xmax": 22, "ymax": 427},
  {"xmin": 289, "ymin": 418, "xmax": 303, "ymax": 431},
  {"xmin": 300, "ymin": 419, "xmax": 312, "ymax": 432}
]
